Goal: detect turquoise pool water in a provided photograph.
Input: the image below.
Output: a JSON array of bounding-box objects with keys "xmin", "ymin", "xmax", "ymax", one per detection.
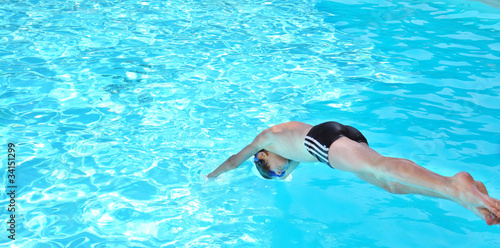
[{"xmin": 1, "ymin": 0, "xmax": 499, "ymax": 247}]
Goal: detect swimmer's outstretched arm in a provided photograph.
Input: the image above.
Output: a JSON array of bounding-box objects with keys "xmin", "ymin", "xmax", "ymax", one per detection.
[{"xmin": 207, "ymin": 130, "xmax": 272, "ymax": 178}]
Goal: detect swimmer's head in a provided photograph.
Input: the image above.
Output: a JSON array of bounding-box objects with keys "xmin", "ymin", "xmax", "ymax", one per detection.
[
  {"xmin": 253, "ymin": 150, "xmax": 289, "ymax": 180},
  {"xmin": 253, "ymin": 150, "xmax": 272, "ymax": 179}
]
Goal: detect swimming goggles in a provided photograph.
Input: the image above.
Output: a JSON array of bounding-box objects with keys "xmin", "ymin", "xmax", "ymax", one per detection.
[
  {"xmin": 254, "ymin": 154, "xmax": 289, "ymax": 178},
  {"xmin": 253, "ymin": 153, "xmax": 264, "ymax": 166},
  {"xmin": 268, "ymin": 167, "xmax": 287, "ymax": 178}
]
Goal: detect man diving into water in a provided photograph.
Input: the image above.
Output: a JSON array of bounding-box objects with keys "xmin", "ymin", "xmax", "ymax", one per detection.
[{"xmin": 208, "ymin": 121, "xmax": 500, "ymax": 226}]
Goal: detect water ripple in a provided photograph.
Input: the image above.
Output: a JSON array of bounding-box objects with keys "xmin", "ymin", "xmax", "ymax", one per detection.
[{"xmin": 1, "ymin": 0, "xmax": 499, "ymax": 247}]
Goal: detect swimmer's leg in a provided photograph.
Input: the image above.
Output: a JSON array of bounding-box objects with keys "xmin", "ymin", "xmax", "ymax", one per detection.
[
  {"xmin": 328, "ymin": 137, "xmax": 500, "ymax": 225},
  {"xmin": 356, "ymin": 172, "xmax": 499, "ymax": 225},
  {"xmin": 355, "ymin": 173, "xmax": 444, "ymax": 198}
]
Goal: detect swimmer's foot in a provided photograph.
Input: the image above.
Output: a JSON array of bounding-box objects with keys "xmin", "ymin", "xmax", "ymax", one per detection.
[{"xmin": 450, "ymin": 172, "xmax": 500, "ymax": 225}]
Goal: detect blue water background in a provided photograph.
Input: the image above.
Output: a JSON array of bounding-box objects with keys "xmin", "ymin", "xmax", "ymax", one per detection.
[{"xmin": 1, "ymin": 0, "xmax": 499, "ymax": 247}]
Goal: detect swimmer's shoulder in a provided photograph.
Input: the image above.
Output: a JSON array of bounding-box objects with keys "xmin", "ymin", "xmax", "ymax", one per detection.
[{"xmin": 266, "ymin": 121, "xmax": 313, "ymax": 136}]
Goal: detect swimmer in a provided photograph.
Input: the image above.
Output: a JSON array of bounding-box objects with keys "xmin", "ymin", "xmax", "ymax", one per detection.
[{"xmin": 208, "ymin": 121, "xmax": 500, "ymax": 226}]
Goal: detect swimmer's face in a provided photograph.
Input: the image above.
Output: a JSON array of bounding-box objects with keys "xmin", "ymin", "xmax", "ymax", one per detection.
[{"xmin": 255, "ymin": 150, "xmax": 289, "ymax": 178}]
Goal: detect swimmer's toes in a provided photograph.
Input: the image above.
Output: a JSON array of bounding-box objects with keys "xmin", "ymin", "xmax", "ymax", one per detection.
[
  {"xmin": 488, "ymin": 215, "xmax": 500, "ymax": 226},
  {"xmin": 479, "ymin": 209, "xmax": 495, "ymax": 225},
  {"xmin": 491, "ymin": 198, "xmax": 500, "ymax": 215}
]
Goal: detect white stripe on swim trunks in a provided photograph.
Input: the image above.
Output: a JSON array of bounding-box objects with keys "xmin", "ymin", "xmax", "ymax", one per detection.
[
  {"xmin": 305, "ymin": 136, "xmax": 328, "ymax": 151},
  {"xmin": 304, "ymin": 138, "xmax": 329, "ymax": 157},
  {"xmin": 308, "ymin": 147, "xmax": 328, "ymax": 163},
  {"xmin": 305, "ymin": 138, "xmax": 328, "ymax": 162}
]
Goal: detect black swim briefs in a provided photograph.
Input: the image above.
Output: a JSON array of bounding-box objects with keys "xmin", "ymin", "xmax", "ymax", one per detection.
[{"xmin": 304, "ymin": 121, "xmax": 368, "ymax": 167}]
